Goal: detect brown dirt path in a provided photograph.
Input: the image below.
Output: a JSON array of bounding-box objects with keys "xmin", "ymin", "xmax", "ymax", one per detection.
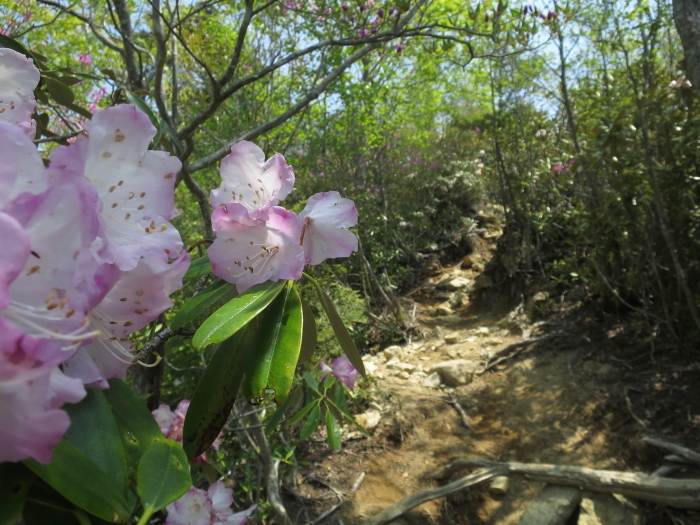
[{"xmin": 291, "ymin": 227, "xmax": 700, "ymax": 525}]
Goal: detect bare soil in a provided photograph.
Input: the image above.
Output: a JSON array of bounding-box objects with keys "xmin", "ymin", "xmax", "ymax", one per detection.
[{"xmin": 290, "ymin": 229, "xmax": 700, "ymax": 525}]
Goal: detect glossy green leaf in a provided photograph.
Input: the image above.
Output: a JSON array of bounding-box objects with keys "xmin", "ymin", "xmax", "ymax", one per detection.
[
  {"xmin": 242, "ymin": 285, "xmax": 303, "ymax": 405},
  {"xmin": 0, "ymin": 463, "xmax": 34, "ymax": 525},
  {"xmin": 170, "ymin": 279, "xmax": 233, "ymax": 330},
  {"xmin": 25, "ymin": 440, "xmax": 132, "ymax": 522},
  {"xmin": 297, "ymin": 297, "xmax": 317, "ymax": 365},
  {"xmin": 325, "ymin": 408, "xmax": 342, "ymax": 451},
  {"xmin": 192, "ymin": 280, "xmax": 286, "ymax": 350},
  {"xmin": 137, "ymin": 439, "xmax": 191, "ymax": 514},
  {"xmin": 103, "ymin": 379, "xmax": 164, "ymax": 465},
  {"xmin": 306, "ymin": 276, "xmax": 366, "ymax": 377},
  {"xmin": 183, "ymin": 255, "xmax": 212, "ymax": 280},
  {"xmin": 183, "ymin": 325, "xmax": 254, "ymax": 460},
  {"xmin": 63, "ymin": 389, "xmax": 127, "ymax": 496},
  {"xmin": 300, "ymin": 404, "xmax": 321, "ymax": 440}
]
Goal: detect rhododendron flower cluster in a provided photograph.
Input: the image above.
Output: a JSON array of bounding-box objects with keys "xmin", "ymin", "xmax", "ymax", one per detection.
[
  {"xmin": 0, "ymin": 47, "xmax": 188, "ymax": 463},
  {"xmin": 166, "ymin": 483, "xmax": 258, "ymax": 525},
  {"xmin": 320, "ymin": 354, "xmax": 359, "ymax": 389},
  {"xmin": 152, "ymin": 400, "xmax": 221, "ymax": 463},
  {"xmin": 208, "ymin": 141, "xmax": 358, "ymax": 292}
]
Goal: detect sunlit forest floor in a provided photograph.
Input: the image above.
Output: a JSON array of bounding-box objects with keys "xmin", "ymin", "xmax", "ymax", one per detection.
[{"xmin": 289, "ymin": 223, "xmax": 700, "ymax": 525}]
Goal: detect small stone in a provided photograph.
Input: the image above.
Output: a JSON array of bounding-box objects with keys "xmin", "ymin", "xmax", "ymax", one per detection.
[
  {"xmin": 435, "ymin": 305, "xmax": 453, "ymax": 316},
  {"xmin": 475, "ymin": 326, "xmax": 490, "ymax": 335},
  {"xmin": 440, "ymin": 315, "xmax": 463, "ymax": 324},
  {"xmin": 447, "ymin": 348, "xmax": 459, "ymax": 358},
  {"xmin": 444, "ymin": 333, "xmax": 460, "ymax": 344},
  {"xmin": 383, "ymin": 345, "xmax": 402, "ymax": 361},
  {"xmin": 355, "ymin": 409, "xmax": 381, "ymax": 431},
  {"xmin": 399, "ymin": 371, "xmax": 410, "ymax": 380},
  {"xmin": 460, "ymin": 255, "xmax": 474, "ymax": 269},
  {"xmin": 448, "ymin": 277, "xmax": 471, "ymax": 289},
  {"xmin": 489, "ymin": 476, "xmax": 510, "ymax": 496},
  {"xmin": 423, "ymin": 372, "xmax": 442, "ymax": 388},
  {"xmin": 471, "ymin": 262, "xmax": 485, "ymax": 272},
  {"xmin": 432, "ymin": 359, "xmax": 478, "ymax": 386},
  {"xmin": 518, "ymin": 485, "xmax": 581, "ymax": 525}
]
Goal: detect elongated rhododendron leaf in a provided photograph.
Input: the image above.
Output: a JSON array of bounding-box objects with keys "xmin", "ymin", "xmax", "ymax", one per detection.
[
  {"xmin": 298, "ymin": 297, "xmax": 318, "ymax": 365},
  {"xmin": 63, "ymin": 389, "xmax": 128, "ymax": 497},
  {"xmin": 242, "ymin": 283, "xmax": 303, "ymax": 405},
  {"xmin": 306, "ymin": 275, "xmax": 366, "ymax": 377},
  {"xmin": 192, "ymin": 279, "xmax": 285, "ymax": 349},
  {"xmin": 25, "ymin": 440, "xmax": 132, "ymax": 522},
  {"xmin": 183, "ymin": 255, "xmax": 212, "ymax": 280},
  {"xmin": 170, "ymin": 278, "xmax": 234, "ymax": 330},
  {"xmin": 183, "ymin": 325, "xmax": 254, "ymax": 460},
  {"xmin": 103, "ymin": 379, "xmax": 163, "ymax": 464}
]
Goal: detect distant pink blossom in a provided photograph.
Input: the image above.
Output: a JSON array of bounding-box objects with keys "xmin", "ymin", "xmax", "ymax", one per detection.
[
  {"xmin": 77, "ymin": 54, "xmax": 91, "ymax": 65},
  {"xmin": 166, "ymin": 484, "xmax": 258, "ymax": 525}
]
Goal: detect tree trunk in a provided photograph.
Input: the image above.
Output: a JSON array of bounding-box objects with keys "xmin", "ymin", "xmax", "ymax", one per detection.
[{"xmin": 674, "ymin": 0, "xmax": 700, "ymax": 98}]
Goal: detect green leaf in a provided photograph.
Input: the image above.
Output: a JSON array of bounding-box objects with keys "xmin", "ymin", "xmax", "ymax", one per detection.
[
  {"xmin": 242, "ymin": 284, "xmax": 303, "ymax": 405},
  {"xmin": 63, "ymin": 389, "xmax": 128, "ymax": 496},
  {"xmin": 287, "ymin": 399, "xmax": 317, "ymax": 426},
  {"xmin": 170, "ymin": 279, "xmax": 234, "ymax": 330},
  {"xmin": 103, "ymin": 379, "xmax": 164, "ymax": 465},
  {"xmin": 192, "ymin": 280, "xmax": 286, "ymax": 350},
  {"xmin": 183, "ymin": 326, "xmax": 254, "ymax": 460},
  {"xmin": 298, "ymin": 297, "xmax": 317, "ymax": 365},
  {"xmin": 137, "ymin": 440, "xmax": 191, "ymax": 514},
  {"xmin": 0, "ymin": 463, "xmax": 34, "ymax": 525},
  {"xmin": 325, "ymin": 408, "xmax": 342, "ymax": 451},
  {"xmin": 306, "ymin": 276, "xmax": 366, "ymax": 377},
  {"xmin": 183, "ymin": 255, "xmax": 212, "ymax": 280},
  {"xmin": 25, "ymin": 440, "xmax": 132, "ymax": 522},
  {"xmin": 303, "ymin": 371, "xmax": 319, "ymax": 393},
  {"xmin": 265, "ymin": 387, "xmax": 303, "ymax": 432},
  {"xmin": 300, "ymin": 404, "xmax": 321, "ymax": 440},
  {"xmin": 44, "ymin": 78, "xmax": 75, "ymax": 106}
]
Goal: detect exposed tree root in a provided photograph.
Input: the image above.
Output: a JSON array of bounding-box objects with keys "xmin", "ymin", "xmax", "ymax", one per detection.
[{"xmin": 361, "ymin": 458, "xmax": 700, "ymax": 525}]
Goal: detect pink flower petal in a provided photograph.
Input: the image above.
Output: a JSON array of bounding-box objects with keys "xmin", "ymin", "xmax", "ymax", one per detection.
[
  {"xmin": 299, "ymin": 191, "xmax": 358, "ymax": 265},
  {"xmin": 332, "ymin": 354, "xmax": 359, "ymax": 389},
  {"xmin": 0, "ymin": 47, "xmax": 40, "ymax": 136},
  {"xmin": 0, "ymin": 319, "xmax": 86, "ymax": 463},
  {"xmin": 208, "ymin": 204, "xmax": 304, "ymax": 293},
  {"xmin": 50, "ymin": 104, "xmax": 184, "ymax": 271},
  {"xmin": 211, "ymin": 141, "xmax": 295, "ymax": 217},
  {"xmin": 165, "ymin": 486, "xmax": 212, "ymax": 525}
]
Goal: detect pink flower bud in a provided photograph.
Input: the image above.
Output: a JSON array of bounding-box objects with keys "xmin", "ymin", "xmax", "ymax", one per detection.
[
  {"xmin": 341, "ymin": 3, "xmax": 349, "ymax": 10},
  {"xmin": 378, "ymin": 7, "xmax": 384, "ymax": 17}
]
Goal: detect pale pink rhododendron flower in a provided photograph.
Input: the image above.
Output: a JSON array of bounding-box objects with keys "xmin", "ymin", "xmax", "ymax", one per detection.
[
  {"xmin": 210, "ymin": 140, "xmax": 295, "ymax": 219},
  {"xmin": 0, "ymin": 47, "xmax": 40, "ymax": 137},
  {"xmin": 166, "ymin": 483, "xmax": 258, "ymax": 525},
  {"xmin": 298, "ymin": 191, "xmax": 358, "ymax": 265},
  {"xmin": 50, "ymin": 104, "xmax": 185, "ymax": 272},
  {"xmin": 152, "ymin": 400, "xmax": 221, "ymax": 463},
  {"xmin": 0, "ymin": 319, "xmax": 86, "ymax": 463},
  {"xmin": 208, "ymin": 204, "xmax": 305, "ymax": 293},
  {"xmin": 320, "ymin": 354, "xmax": 359, "ymax": 389},
  {"xmin": 207, "ymin": 141, "xmax": 358, "ymax": 292}
]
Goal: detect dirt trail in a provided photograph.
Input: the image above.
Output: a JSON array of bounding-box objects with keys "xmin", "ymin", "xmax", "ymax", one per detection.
[{"xmin": 292, "ymin": 227, "xmax": 694, "ymax": 524}]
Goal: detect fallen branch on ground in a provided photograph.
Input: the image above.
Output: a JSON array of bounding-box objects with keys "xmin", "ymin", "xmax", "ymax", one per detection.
[
  {"xmin": 643, "ymin": 437, "xmax": 700, "ymax": 468},
  {"xmin": 477, "ymin": 333, "xmax": 562, "ymax": 375},
  {"xmin": 361, "ymin": 457, "xmax": 700, "ymax": 525}
]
